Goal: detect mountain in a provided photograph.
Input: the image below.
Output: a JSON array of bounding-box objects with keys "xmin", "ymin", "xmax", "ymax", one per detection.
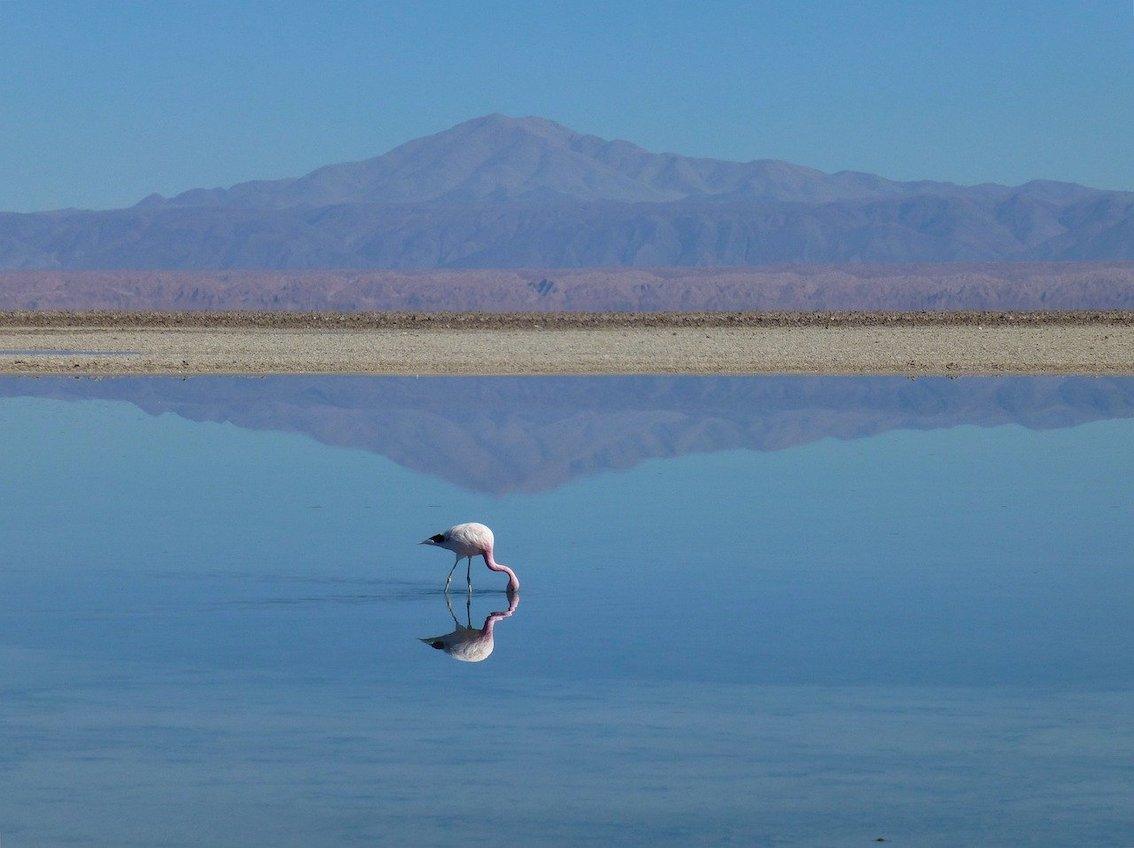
[
  {"xmin": 140, "ymin": 114, "xmax": 1009, "ymax": 208},
  {"xmin": 2, "ymin": 115, "xmax": 1133, "ymax": 270},
  {"xmin": 2, "ymin": 375, "xmax": 1131, "ymax": 494}
]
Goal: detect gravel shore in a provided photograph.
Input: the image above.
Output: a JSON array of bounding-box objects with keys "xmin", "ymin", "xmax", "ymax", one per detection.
[
  {"xmin": 2, "ymin": 309, "xmax": 1132, "ymax": 328},
  {"xmin": 0, "ymin": 312, "xmax": 1130, "ymax": 375}
]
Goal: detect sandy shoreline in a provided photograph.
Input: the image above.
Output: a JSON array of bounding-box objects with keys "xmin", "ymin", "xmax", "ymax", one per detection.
[{"xmin": 0, "ymin": 312, "xmax": 1130, "ymax": 375}]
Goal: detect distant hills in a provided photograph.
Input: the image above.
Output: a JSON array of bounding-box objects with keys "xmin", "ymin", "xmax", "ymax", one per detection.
[
  {"xmin": 2, "ymin": 114, "xmax": 1133, "ymax": 269},
  {"xmin": 3, "ymin": 375, "xmax": 1132, "ymax": 493},
  {"xmin": 3, "ymin": 264, "xmax": 1133, "ymax": 311}
]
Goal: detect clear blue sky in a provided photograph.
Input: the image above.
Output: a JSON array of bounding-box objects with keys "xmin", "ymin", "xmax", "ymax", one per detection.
[{"xmin": 2, "ymin": 1, "xmax": 1132, "ymax": 211}]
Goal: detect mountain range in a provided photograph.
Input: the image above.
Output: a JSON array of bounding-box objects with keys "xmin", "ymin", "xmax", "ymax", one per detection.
[
  {"xmin": 2, "ymin": 114, "xmax": 1133, "ymax": 269},
  {"xmin": 3, "ymin": 375, "xmax": 1131, "ymax": 493},
  {"xmin": 3, "ymin": 264, "xmax": 1132, "ymax": 311}
]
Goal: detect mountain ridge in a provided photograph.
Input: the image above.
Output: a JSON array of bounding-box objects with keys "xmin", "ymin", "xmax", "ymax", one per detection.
[
  {"xmin": 135, "ymin": 114, "xmax": 1096, "ymax": 210},
  {"xmin": 2, "ymin": 114, "xmax": 1132, "ymax": 269}
]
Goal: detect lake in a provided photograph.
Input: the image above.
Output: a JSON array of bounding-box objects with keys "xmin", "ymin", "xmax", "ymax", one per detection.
[{"xmin": 1, "ymin": 376, "xmax": 1131, "ymax": 847}]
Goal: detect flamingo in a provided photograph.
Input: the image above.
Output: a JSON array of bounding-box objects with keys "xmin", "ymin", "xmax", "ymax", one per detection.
[
  {"xmin": 420, "ymin": 591, "xmax": 520, "ymax": 663},
  {"xmin": 420, "ymin": 522, "xmax": 520, "ymax": 594}
]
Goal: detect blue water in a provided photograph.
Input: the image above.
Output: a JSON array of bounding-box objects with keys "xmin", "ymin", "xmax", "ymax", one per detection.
[{"xmin": 1, "ymin": 376, "xmax": 1131, "ymax": 847}]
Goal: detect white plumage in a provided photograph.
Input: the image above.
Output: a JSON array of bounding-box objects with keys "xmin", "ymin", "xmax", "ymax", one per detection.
[
  {"xmin": 421, "ymin": 625, "xmax": 496, "ymax": 663},
  {"xmin": 434, "ymin": 522, "xmax": 494, "ymax": 558},
  {"xmin": 420, "ymin": 521, "xmax": 520, "ymax": 593},
  {"xmin": 420, "ymin": 592, "xmax": 520, "ymax": 663}
]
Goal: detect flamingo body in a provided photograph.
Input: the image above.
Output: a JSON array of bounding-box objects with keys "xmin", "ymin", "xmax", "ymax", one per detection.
[
  {"xmin": 421, "ymin": 626, "xmax": 496, "ymax": 663},
  {"xmin": 420, "ymin": 592, "xmax": 520, "ymax": 663},
  {"xmin": 431, "ymin": 522, "xmax": 495, "ymax": 559},
  {"xmin": 420, "ymin": 522, "xmax": 520, "ymax": 593}
]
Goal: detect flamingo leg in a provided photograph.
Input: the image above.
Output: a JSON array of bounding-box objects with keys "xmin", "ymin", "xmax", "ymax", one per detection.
[
  {"xmin": 466, "ymin": 556, "xmax": 473, "ymax": 594},
  {"xmin": 445, "ymin": 590, "xmax": 459, "ymax": 628},
  {"xmin": 444, "ymin": 556, "xmax": 460, "ymax": 593}
]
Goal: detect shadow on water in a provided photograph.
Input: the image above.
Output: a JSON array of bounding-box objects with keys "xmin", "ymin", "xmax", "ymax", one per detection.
[
  {"xmin": 229, "ymin": 574, "xmax": 517, "ymax": 601},
  {"xmin": 420, "ymin": 590, "xmax": 520, "ymax": 663}
]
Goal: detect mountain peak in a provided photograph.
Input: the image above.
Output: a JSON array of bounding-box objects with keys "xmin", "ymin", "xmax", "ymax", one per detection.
[
  {"xmin": 461, "ymin": 112, "xmax": 572, "ymax": 131},
  {"xmin": 153, "ymin": 114, "xmax": 674, "ymax": 208},
  {"xmin": 412, "ymin": 112, "xmax": 590, "ymax": 155},
  {"xmin": 470, "ymin": 113, "xmax": 589, "ymax": 138},
  {"xmin": 95, "ymin": 114, "xmax": 1123, "ymax": 215},
  {"xmin": 18, "ymin": 115, "xmax": 1115, "ymax": 270},
  {"xmin": 148, "ymin": 113, "xmax": 929, "ymax": 210}
]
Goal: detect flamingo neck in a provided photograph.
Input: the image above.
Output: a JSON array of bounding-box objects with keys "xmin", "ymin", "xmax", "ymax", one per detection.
[
  {"xmin": 482, "ymin": 546, "xmax": 520, "ymax": 593},
  {"xmin": 478, "ymin": 594, "xmax": 519, "ymax": 634}
]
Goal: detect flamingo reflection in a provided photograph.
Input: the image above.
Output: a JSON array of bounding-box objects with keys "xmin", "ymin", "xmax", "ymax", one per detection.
[{"xmin": 420, "ymin": 591, "xmax": 520, "ymax": 663}]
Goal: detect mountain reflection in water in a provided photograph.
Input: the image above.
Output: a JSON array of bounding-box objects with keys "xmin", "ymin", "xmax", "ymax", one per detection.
[{"xmin": 1, "ymin": 375, "xmax": 1131, "ymax": 494}]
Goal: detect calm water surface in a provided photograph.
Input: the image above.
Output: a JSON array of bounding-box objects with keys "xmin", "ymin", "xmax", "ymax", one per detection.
[{"xmin": 1, "ymin": 376, "xmax": 1131, "ymax": 847}]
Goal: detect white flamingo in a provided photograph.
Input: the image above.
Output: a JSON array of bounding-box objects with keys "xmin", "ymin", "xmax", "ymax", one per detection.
[
  {"xmin": 420, "ymin": 591, "xmax": 520, "ymax": 663},
  {"xmin": 420, "ymin": 522, "xmax": 520, "ymax": 594}
]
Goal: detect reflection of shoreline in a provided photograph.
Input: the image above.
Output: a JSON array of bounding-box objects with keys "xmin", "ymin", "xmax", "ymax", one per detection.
[{"xmin": 2, "ymin": 375, "xmax": 1132, "ymax": 494}]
